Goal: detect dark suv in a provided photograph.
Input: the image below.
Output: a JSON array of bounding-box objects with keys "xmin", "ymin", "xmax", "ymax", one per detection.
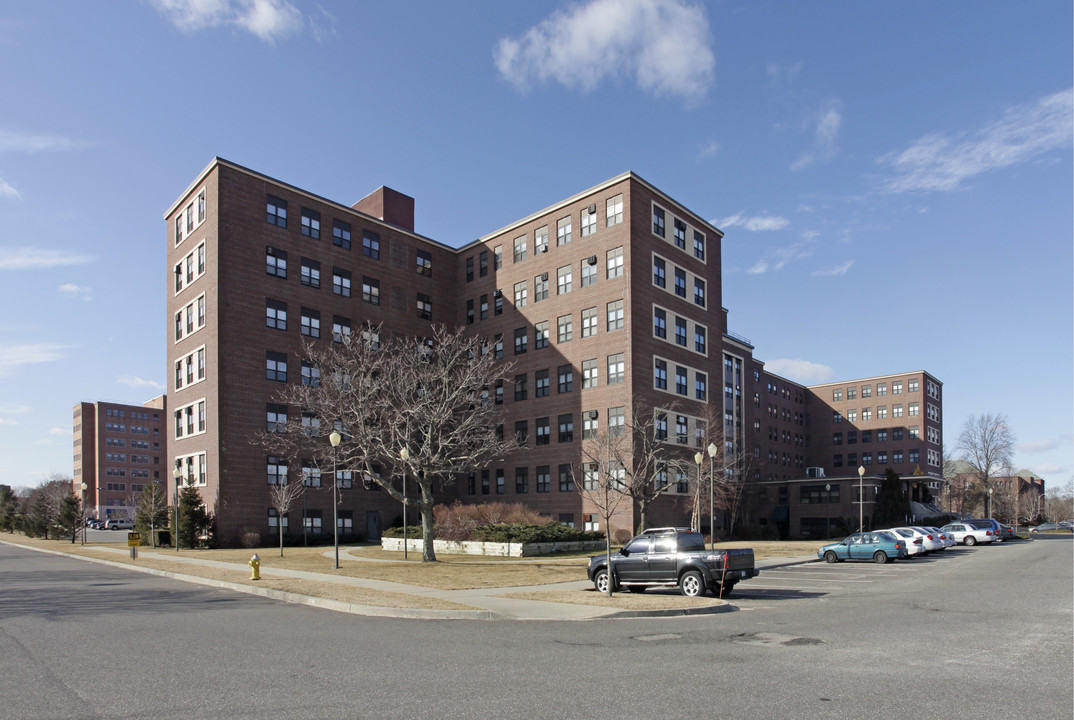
[{"xmin": 586, "ymin": 527, "xmax": 758, "ymax": 597}]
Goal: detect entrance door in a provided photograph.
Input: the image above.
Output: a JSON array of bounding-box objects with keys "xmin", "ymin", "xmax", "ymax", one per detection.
[{"xmin": 366, "ymin": 511, "xmax": 381, "ymax": 542}]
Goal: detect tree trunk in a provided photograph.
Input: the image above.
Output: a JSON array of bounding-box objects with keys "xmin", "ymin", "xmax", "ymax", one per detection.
[
  {"xmin": 279, "ymin": 522, "xmax": 284, "ymax": 557},
  {"xmin": 420, "ymin": 500, "xmax": 437, "ymax": 562}
]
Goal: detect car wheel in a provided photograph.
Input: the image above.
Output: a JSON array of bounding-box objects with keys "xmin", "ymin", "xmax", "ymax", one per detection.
[
  {"xmin": 623, "ymin": 585, "xmax": 645, "ymax": 593},
  {"xmin": 593, "ymin": 569, "xmax": 614, "ymax": 594},
  {"xmin": 679, "ymin": 570, "xmax": 704, "ymax": 597},
  {"xmin": 824, "ymin": 550, "xmax": 839, "ymax": 563},
  {"xmin": 720, "ymin": 581, "xmax": 736, "ymax": 597},
  {"xmin": 873, "ymin": 550, "xmax": 888, "ymax": 564},
  {"xmin": 965, "ymin": 536, "xmax": 977, "ymax": 546}
]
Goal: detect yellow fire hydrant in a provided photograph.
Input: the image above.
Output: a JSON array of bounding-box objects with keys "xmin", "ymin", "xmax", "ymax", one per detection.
[{"xmin": 249, "ymin": 553, "xmax": 261, "ymax": 581}]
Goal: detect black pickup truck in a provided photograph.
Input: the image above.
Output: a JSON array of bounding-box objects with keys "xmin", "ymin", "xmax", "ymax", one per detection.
[{"xmin": 586, "ymin": 527, "xmax": 759, "ymax": 597}]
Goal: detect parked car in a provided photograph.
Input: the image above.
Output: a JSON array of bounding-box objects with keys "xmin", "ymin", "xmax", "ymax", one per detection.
[
  {"xmin": 882, "ymin": 528, "xmax": 927, "ymax": 556},
  {"xmin": 587, "ymin": 527, "xmax": 759, "ymax": 597},
  {"xmin": 908, "ymin": 526, "xmax": 946, "ymax": 552},
  {"xmin": 924, "ymin": 526, "xmax": 956, "ymax": 548},
  {"xmin": 1030, "ymin": 522, "xmax": 1074, "ymax": 533},
  {"xmin": 105, "ymin": 518, "xmax": 134, "ymax": 530},
  {"xmin": 941, "ymin": 522, "xmax": 995, "ymax": 545},
  {"xmin": 818, "ymin": 531, "xmax": 907, "ymax": 564},
  {"xmin": 966, "ymin": 518, "xmax": 1005, "ymax": 541}
]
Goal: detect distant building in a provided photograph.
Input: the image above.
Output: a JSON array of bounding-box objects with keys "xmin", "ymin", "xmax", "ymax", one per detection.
[
  {"xmin": 164, "ymin": 158, "xmax": 946, "ymax": 545},
  {"xmin": 944, "ymin": 459, "xmax": 1045, "ymax": 521},
  {"xmin": 73, "ymin": 397, "xmax": 167, "ymax": 520}
]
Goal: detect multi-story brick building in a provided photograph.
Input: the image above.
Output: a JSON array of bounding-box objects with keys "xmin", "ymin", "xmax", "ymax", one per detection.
[
  {"xmin": 73, "ymin": 397, "xmax": 167, "ymax": 521},
  {"xmin": 165, "ymin": 158, "xmax": 943, "ymax": 545}
]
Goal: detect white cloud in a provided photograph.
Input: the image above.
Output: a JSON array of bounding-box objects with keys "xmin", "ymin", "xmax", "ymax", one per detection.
[
  {"xmin": 0, "ymin": 129, "xmax": 84, "ymax": 153},
  {"xmin": 48, "ymin": 427, "xmax": 68, "ymax": 436},
  {"xmin": 746, "ymin": 236, "xmax": 816, "ymax": 274},
  {"xmin": 792, "ymin": 98, "xmax": 843, "ymax": 171},
  {"xmin": 879, "ymin": 88, "xmax": 1073, "ymax": 193},
  {"xmin": 118, "ymin": 375, "xmax": 165, "ymax": 391},
  {"xmin": 697, "ymin": 140, "xmax": 719, "ymax": 159},
  {"xmin": 0, "ymin": 418, "xmax": 16, "ymax": 426},
  {"xmin": 1019, "ymin": 435, "xmax": 1071, "ymax": 454},
  {"xmin": 716, "ymin": 212, "xmax": 790, "ymax": 232},
  {"xmin": 765, "ymin": 358, "xmax": 833, "ymax": 384},
  {"xmin": 0, "ymin": 176, "xmax": 18, "ymax": 199},
  {"xmin": 0, "ymin": 247, "xmax": 93, "ymax": 270},
  {"xmin": 0, "ymin": 343, "xmax": 67, "ymax": 376},
  {"xmin": 494, "ymin": 0, "xmax": 715, "ymax": 104},
  {"xmin": 812, "ymin": 260, "xmax": 855, "ymax": 277},
  {"xmin": 151, "ymin": 0, "xmax": 303, "ymax": 43},
  {"xmin": 59, "ymin": 283, "xmax": 92, "ymax": 301},
  {"xmin": 0, "ymin": 404, "xmax": 30, "ymax": 414}
]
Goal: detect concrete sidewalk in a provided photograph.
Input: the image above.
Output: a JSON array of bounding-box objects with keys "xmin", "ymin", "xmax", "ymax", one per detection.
[{"xmin": 4, "ymin": 539, "xmax": 816, "ymax": 621}]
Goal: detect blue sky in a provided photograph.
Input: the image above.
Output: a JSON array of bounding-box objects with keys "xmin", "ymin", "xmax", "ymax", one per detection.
[{"xmin": 0, "ymin": 1, "xmax": 1070, "ymax": 491}]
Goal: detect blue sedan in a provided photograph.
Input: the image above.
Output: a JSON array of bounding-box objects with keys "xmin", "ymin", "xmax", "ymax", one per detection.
[{"xmin": 818, "ymin": 531, "xmax": 908, "ymax": 564}]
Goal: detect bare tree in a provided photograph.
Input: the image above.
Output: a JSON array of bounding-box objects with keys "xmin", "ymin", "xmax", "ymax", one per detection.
[
  {"xmin": 956, "ymin": 413, "xmax": 1015, "ymax": 518},
  {"xmin": 267, "ymin": 324, "xmax": 520, "ymax": 562},
  {"xmin": 616, "ymin": 401, "xmax": 695, "ymax": 533},
  {"xmin": 133, "ymin": 482, "xmax": 170, "ymax": 547},
  {"xmin": 268, "ymin": 480, "xmax": 305, "ymax": 557},
  {"xmin": 576, "ymin": 424, "xmax": 633, "ymax": 597}
]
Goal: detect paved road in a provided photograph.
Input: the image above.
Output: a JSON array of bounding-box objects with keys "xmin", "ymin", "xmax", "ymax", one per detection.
[{"xmin": 1, "ymin": 536, "xmax": 1070, "ymax": 720}]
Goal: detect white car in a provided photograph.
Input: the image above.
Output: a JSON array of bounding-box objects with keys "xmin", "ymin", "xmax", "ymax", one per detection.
[
  {"xmin": 882, "ymin": 528, "xmax": 927, "ymax": 556},
  {"xmin": 925, "ymin": 526, "xmax": 957, "ymax": 548},
  {"xmin": 104, "ymin": 518, "xmax": 134, "ymax": 530},
  {"xmin": 940, "ymin": 522, "xmax": 995, "ymax": 546},
  {"xmin": 908, "ymin": 526, "xmax": 946, "ymax": 553}
]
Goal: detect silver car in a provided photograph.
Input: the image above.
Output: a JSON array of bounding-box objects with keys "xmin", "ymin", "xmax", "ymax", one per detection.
[{"xmin": 941, "ymin": 522, "xmax": 995, "ymax": 546}]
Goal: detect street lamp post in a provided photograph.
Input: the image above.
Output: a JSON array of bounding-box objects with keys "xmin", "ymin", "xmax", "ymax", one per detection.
[
  {"xmin": 172, "ymin": 466, "xmax": 182, "ymax": 552},
  {"xmin": 399, "ymin": 447, "xmax": 410, "ymax": 560},
  {"xmin": 707, "ymin": 442, "xmax": 718, "ymax": 547},
  {"xmin": 858, "ymin": 465, "xmax": 866, "ymax": 532},
  {"xmin": 329, "ymin": 431, "xmax": 342, "ymax": 569},
  {"xmin": 693, "ymin": 451, "xmax": 703, "ymax": 534},
  {"xmin": 988, "ymin": 486, "xmax": 993, "ymax": 519},
  {"xmin": 80, "ymin": 482, "xmax": 88, "ymax": 545},
  {"xmin": 825, "ymin": 483, "xmax": 831, "ymax": 539}
]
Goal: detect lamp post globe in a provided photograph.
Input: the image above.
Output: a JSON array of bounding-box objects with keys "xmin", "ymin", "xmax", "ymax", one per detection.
[
  {"xmin": 706, "ymin": 442, "xmax": 718, "ymax": 546},
  {"xmin": 857, "ymin": 465, "xmax": 866, "ymax": 532}
]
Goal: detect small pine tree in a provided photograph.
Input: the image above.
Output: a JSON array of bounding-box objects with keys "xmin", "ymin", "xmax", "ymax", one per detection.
[
  {"xmin": 874, "ymin": 468, "xmax": 910, "ymax": 528},
  {"xmin": 134, "ymin": 482, "xmax": 170, "ymax": 546},
  {"xmin": 55, "ymin": 494, "xmax": 83, "ymax": 543},
  {"xmin": 177, "ymin": 482, "xmax": 210, "ymax": 549}
]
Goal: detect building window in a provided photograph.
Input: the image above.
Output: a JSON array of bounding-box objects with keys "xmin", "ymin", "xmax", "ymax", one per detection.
[
  {"xmin": 675, "ymin": 366, "xmax": 687, "ymax": 395},
  {"xmin": 300, "ymin": 309, "xmax": 320, "ymax": 338},
  {"xmin": 862, "ymin": 385, "xmax": 872, "ymax": 398},
  {"xmin": 416, "ymin": 293, "xmax": 432, "ymax": 320},
  {"xmin": 362, "ymin": 276, "xmax": 380, "ymax": 305},
  {"xmin": 416, "ymin": 249, "xmax": 432, "ymax": 277},
  {"xmin": 515, "ymin": 467, "xmax": 529, "ymax": 494},
  {"xmin": 332, "ymin": 316, "xmax": 351, "ymax": 343},
  {"xmin": 579, "ymin": 258, "xmax": 598, "ymax": 288},
  {"xmin": 833, "ymin": 389, "xmax": 843, "ymax": 402},
  {"xmin": 536, "ymin": 417, "xmax": 550, "ymax": 445},
  {"xmin": 266, "ymin": 352, "xmax": 287, "ymax": 382},
  {"xmin": 266, "ymin": 195, "xmax": 287, "ymax": 227},
  {"xmin": 513, "ymin": 235, "xmax": 527, "ymax": 263},
  {"xmin": 673, "ymin": 219, "xmax": 686, "ymax": 249},
  {"xmin": 534, "ymin": 273, "xmax": 549, "ymax": 302},
  {"xmin": 466, "ymin": 299, "xmax": 475, "ymax": 325},
  {"xmin": 654, "ymin": 307, "xmax": 667, "ymax": 338},
  {"xmin": 465, "ymin": 257, "xmax": 474, "ymax": 282},
  {"xmin": 333, "ymin": 220, "xmax": 351, "ymax": 249},
  {"xmin": 582, "ymin": 307, "xmax": 598, "ymax": 338},
  {"xmin": 332, "ymin": 268, "xmax": 352, "ymax": 297},
  {"xmin": 300, "ymin": 208, "xmax": 320, "ymax": 239},
  {"xmin": 877, "ymin": 383, "xmax": 887, "ymax": 397},
  {"xmin": 558, "ymin": 414, "xmax": 574, "ymax": 442},
  {"xmin": 909, "ymin": 402, "xmax": 919, "ymax": 416},
  {"xmin": 675, "ymin": 415, "xmax": 688, "ymax": 444},
  {"xmin": 694, "ymin": 278, "xmax": 706, "ymax": 307},
  {"xmin": 534, "ymin": 226, "xmax": 548, "ymax": 254},
  {"xmin": 300, "ymin": 258, "xmax": 321, "ymax": 288},
  {"xmin": 558, "ymin": 364, "xmax": 573, "ymax": 393},
  {"xmin": 362, "ymin": 230, "xmax": 380, "ymax": 259},
  {"xmin": 695, "ymin": 372, "xmax": 707, "ymax": 401},
  {"xmin": 557, "ymin": 216, "xmax": 572, "ymax": 246},
  {"xmin": 693, "ymin": 231, "xmax": 705, "ymax": 260},
  {"xmin": 607, "ymin": 194, "xmax": 623, "ymax": 226},
  {"xmin": 674, "ymin": 268, "xmax": 686, "ymax": 297},
  {"xmin": 266, "ymin": 248, "xmax": 287, "ymax": 278},
  {"xmin": 535, "ymin": 369, "xmax": 550, "ymax": 397},
  {"xmin": 267, "ymin": 456, "xmax": 288, "ymax": 485},
  {"xmin": 514, "ymin": 373, "xmax": 528, "ymax": 401},
  {"xmin": 266, "ymin": 299, "xmax": 287, "ymax": 330},
  {"xmin": 557, "ymin": 315, "xmax": 573, "ymax": 343},
  {"xmin": 908, "ymin": 379, "xmax": 919, "ymax": 393},
  {"xmin": 653, "ymin": 205, "xmax": 665, "ymax": 237},
  {"xmin": 480, "ymin": 295, "xmax": 489, "ymax": 320},
  {"xmin": 513, "ymin": 327, "xmax": 527, "ymax": 355},
  {"xmin": 557, "ymin": 265, "xmax": 573, "ymax": 295},
  {"xmin": 695, "ymin": 326, "xmax": 706, "ymax": 354},
  {"xmin": 537, "ymin": 466, "xmax": 551, "ymax": 493},
  {"xmin": 515, "ymin": 420, "xmax": 528, "ymax": 446},
  {"xmin": 607, "ymin": 300, "xmax": 624, "ymax": 331},
  {"xmin": 266, "ymin": 404, "xmax": 288, "ymax": 432},
  {"xmin": 653, "ymin": 256, "xmax": 666, "ymax": 287},
  {"xmin": 608, "ymin": 407, "xmax": 625, "ymax": 437},
  {"xmin": 301, "ymin": 362, "xmax": 321, "ymax": 387},
  {"xmin": 606, "ymin": 247, "xmax": 624, "ymax": 279},
  {"xmin": 893, "ymin": 405, "xmax": 903, "ymax": 418},
  {"xmin": 675, "ymin": 317, "xmax": 687, "ymax": 347},
  {"xmin": 582, "ymin": 359, "xmax": 598, "ymax": 388},
  {"xmin": 654, "ymin": 358, "xmax": 667, "ymax": 389},
  {"xmin": 513, "ymin": 281, "xmax": 527, "ymax": 307},
  {"xmin": 581, "ymin": 206, "xmax": 596, "ymax": 236},
  {"xmin": 479, "ymin": 250, "xmax": 488, "ymax": 277},
  {"xmin": 608, "ymin": 353, "xmax": 625, "ymax": 384},
  {"xmin": 535, "ymin": 321, "xmax": 550, "ymax": 350},
  {"xmin": 559, "ymin": 464, "xmax": 574, "ymax": 492}
]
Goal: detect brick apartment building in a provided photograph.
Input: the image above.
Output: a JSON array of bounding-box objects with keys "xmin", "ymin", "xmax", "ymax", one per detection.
[
  {"xmin": 73, "ymin": 397, "xmax": 167, "ymax": 521},
  {"xmin": 165, "ymin": 158, "xmax": 943, "ymax": 545}
]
